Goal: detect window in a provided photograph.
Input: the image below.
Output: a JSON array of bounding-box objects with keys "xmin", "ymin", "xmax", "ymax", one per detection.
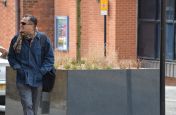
[
  {"xmin": 138, "ymin": 0, "xmax": 176, "ymax": 60},
  {"xmin": 138, "ymin": 0, "xmax": 159, "ymax": 59}
]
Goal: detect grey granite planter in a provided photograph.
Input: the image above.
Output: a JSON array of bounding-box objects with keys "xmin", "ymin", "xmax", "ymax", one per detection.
[{"xmin": 6, "ymin": 67, "xmax": 160, "ymax": 115}]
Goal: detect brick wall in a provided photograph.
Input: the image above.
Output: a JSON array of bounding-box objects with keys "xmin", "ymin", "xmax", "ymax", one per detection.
[
  {"xmin": 0, "ymin": 0, "xmax": 16, "ymax": 49},
  {"xmin": 106, "ymin": 0, "xmax": 118, "ymax": 62},
  {"xmin": 21, "ymin": 0, "xmax": 54, "ymax": 44},
  {"xmin": 81, "ymin": 0, "xmax": 104, "ymax": 59},
  {"xmin": 55, "ymin": 0, "xmax": 77, "ymax": 58},
  {"xmin": 54, "ymin": 0, "xmax": 137, "ymax": 61},
  {"xmin": 116, "ymin": 0, "xmax": 137, "ymax": 59},
  {"xmin": 1, "ymin": 0, "xmax": 137, "ymax": 62},
  {"xmin": 80, "ymin": 0, "xmax": 137, "ymax": 61}
]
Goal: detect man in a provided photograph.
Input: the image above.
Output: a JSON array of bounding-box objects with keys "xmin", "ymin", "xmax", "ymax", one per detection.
[{"xmin": 8, "ymin": 14, "xmax": 54, "ymax": 115}]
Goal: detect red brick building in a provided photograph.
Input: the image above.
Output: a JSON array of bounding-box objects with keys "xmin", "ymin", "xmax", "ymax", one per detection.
[
  {"xmin": 0, "ymin": 0, "xmax": 17, "ymax": 49},
  {"xmin": 0, "ymin": 0, "xmax": 137, "ymax": 63}
]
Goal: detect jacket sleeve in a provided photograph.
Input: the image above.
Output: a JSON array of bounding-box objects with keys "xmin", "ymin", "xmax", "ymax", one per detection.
[
  {"xmin": 40, "ymin": 36, "xmax": 54, "ymax": 76},
  {"xmin": 8, "ymin": 35, "xmax": 21, "ymax": 70}
]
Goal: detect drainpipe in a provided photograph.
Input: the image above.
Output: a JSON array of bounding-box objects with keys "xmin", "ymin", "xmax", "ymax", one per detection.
[
  {"xmin": 15, "ymin": 0, "xmax": 20, "ymax": 33},
  {"xmin": 76, "ymin": 0, "xmax": 81, "ymax": 62}
]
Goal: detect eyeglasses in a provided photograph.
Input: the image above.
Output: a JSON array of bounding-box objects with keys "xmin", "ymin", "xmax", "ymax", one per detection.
[{"xmin": 21, "ymin": 22, "xmax": 33, "ymax": 26}]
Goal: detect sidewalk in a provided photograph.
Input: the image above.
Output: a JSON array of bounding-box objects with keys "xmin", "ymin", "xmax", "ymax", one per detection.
[
  {"xmin": 4, "ymin": 86, "xmax": 176, "ymax": 115},
  {"xmin": 166, "ymin": 86, "xmax": 176, "ymax": 115}
]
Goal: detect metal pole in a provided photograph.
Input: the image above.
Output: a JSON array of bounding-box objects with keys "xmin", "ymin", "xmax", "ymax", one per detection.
[
  {"xmin": 160, "ymin": 0, "xmax": 166, "ymax": 115},
  {"xmin": 104, "ymin": 15, "xmax": 107, "ymax": 57}
]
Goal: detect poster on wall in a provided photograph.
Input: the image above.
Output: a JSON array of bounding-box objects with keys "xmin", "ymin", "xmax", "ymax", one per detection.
[{"xmin": 55, "ymin": 16, "xmax": 69, "ymax": 51}]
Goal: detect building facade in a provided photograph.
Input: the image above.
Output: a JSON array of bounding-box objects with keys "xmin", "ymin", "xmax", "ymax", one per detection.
[
  {"xmin": 0, "ymin": 0, "xmax": 137, "ymax": 63},
  {"xmin": 2, "ymin": 0, "xmax": 176, "ymax": 77},
  {"xmin": 138, "ymin": 0, "xmax": 176, "ymax": 61}
]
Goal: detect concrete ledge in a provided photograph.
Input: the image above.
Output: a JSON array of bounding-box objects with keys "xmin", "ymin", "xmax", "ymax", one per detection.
[{"xmin": 6, "ymin": 67, "xmax": 160, "ymax": 115}]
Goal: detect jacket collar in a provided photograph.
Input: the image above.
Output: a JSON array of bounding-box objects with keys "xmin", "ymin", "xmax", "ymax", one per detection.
[{"xmin": 35, "ymin": 31, "xmax": 41, "ymax": 40}]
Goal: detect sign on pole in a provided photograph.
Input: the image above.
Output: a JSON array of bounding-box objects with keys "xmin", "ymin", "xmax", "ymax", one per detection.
[{"xmin": 100, "ymin": 0, "xmax": 108, "ymax": 15}]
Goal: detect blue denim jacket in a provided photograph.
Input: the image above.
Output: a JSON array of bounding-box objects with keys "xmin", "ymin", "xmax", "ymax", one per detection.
[{"xmin": 8, "ymin": 32, "xmax": 54, "ymax": 87}]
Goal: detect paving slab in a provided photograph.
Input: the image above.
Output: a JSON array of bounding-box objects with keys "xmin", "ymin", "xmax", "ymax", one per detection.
[{"xmin": 166, "ymin": 86, "xmax": 176, "ymax": 115}]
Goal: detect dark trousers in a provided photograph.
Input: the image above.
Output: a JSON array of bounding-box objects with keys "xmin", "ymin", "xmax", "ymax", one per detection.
[{"xmin": 17, "ymin": 83, "xmax": 42, "ymax": 115}]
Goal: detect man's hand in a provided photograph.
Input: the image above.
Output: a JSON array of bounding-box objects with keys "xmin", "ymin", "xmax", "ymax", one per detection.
[{"xmin": 0, "ymin": 46, "xmax": 8, "ymax": 58}]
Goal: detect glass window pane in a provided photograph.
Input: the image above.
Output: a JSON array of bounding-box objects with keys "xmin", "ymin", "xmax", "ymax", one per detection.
[
  {"xmin": 165, "ymin": 24, "xmax": 174, "ymax": 59},
  {"xmin": 139, "ymin": 0, "xmax": 157, "ymax": 19},
  {"xmin": 166, "ymin": 0, "xmax": 174, "ymax": 20},
  {"xmin": 138, "ymin": 22, "xmax": 156, "ymax": 58},
  {"xmin": 174, "ymin": 24, "xmax": 176, "ymax": 59}
]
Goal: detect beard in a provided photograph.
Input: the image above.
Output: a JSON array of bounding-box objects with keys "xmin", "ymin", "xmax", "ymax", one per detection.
[{"xmin": 20, "ymin": 32, "xmax": 34, "ymax": 40}]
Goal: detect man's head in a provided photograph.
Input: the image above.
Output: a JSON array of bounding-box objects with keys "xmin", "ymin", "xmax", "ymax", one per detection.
[{"xmin": 20, "ymin": 14, "xmax": 37, "ymax": 35}]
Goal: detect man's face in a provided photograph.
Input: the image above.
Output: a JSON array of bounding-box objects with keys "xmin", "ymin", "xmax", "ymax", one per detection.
[{"xmin": 20, "ymin": 17, "xmax": 35, "ymax": 34}]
